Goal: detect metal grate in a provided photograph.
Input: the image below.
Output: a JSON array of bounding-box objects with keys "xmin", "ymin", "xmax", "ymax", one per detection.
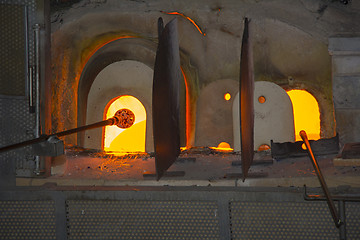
[
  {"xmin": 0, "ymin": 200, "xmax": 56, "ymax": 240},
  {"xmin": 66, "ymin": 200, "xmax": 220, "ymax": 240},
  {"xmin": 229, "ymin": 201, "xmax": 339, "ymax": 240},
  {"xmin": 0, "ymin": 0, "xmax": 37, "ymax": 72},
  {"xmin": 346, "ymin": 202, "xmax": 360, "ymax": 240},
  {"xmin": 0, "ymin": 0, "xmax": 37, "ymax": 177},
  {"xmin": 0, "ymin": 98, "xmax": 35, "ymax": 176},
  {"xmin": 0, "ymin": 3, "xmax": 26, "ymax": 96}
]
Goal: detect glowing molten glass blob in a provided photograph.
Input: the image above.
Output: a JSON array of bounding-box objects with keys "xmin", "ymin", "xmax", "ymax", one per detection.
[
  {"xmin": 224, "ymin": 93, "xmax": 231, "ymax": 101},
  {"xmin": 210, "ymin": 142, "xmax": 233, "ymax": 152},
  {"xmin": 287, "ymin": 90, "xmax": 320, "ymax": 141},
  {"xmin": 258, "ymin": 144, "xmax": 271, "ymax": 151},
  {"xmin": 104, "ymin": 96, "xmax": 146, "ymax": 153}
]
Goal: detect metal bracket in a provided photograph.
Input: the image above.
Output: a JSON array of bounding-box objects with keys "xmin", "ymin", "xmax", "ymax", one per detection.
[{"xmin": 32, "ymin": 136, "xmax": 64, "ymax": 157}]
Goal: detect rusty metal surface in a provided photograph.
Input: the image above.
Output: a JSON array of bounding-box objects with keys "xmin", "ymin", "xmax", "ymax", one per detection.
[
  {"xmin": 340, "ymin": 142, "xmax": 360, "ymax": 159},
  {"xmin": 239, "ymin": 18, "xmax": 254, "ymax": 181},
  {"xmin": 152, "ymin": 17, "xmax": 181, "ymax": 180},
  {"xmin": 271, "ymin": 134, "xmax": 339, "ymax": 159}
]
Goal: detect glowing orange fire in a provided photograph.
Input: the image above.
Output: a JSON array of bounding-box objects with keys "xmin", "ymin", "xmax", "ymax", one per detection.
[
  {"xmin": 287, "ymin": 90, "xmax": 320, "ymax": 141},
  {"xmin": 75, "ymin": 35, "xmax": 193, "ymax": 150},
  {"xmin": 181, "ymin": 68, "xmax": 192, "ymax": 149},
  {"xmin": 104, "ymin": 95, "xmax": 146, "ymax": 153},
  {"xmin": 161, "ymin": 11, "xmax": 206, "ymax": 36}
]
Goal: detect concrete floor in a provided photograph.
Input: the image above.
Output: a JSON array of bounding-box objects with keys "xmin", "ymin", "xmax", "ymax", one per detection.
[{"xmin": 17, "ymin": 147, "xmax": 360, "ymax": 188}]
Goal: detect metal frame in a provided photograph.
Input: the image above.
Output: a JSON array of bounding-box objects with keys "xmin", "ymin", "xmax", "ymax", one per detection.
[{"xmin": 1, "ymin": 186, "xmax": 359, "ymax": 240}]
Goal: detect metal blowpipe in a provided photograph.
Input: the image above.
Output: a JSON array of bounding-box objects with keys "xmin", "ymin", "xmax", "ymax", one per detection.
[
  {"xmin": 0, "ymin": 115, "xmax": 122, "ymax": 154},
  {"xmin": 300, "ymin": 130, "xmax": 342, "ymax": 228}
]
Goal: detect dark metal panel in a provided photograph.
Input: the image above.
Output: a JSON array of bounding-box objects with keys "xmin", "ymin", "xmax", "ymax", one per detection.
[
  {"xmin": 0, "ymin": 200, "xmax": 56, "ymax": 240},
  {"xmin": 229, "ymin": 201, "xmax": 339, "ymax": 240},
  {"xmin": 0, "ymin": 98, "xmax": 35, "ymax": 180},
  {"xmin": 0, "ymin": 0, "xmax": 50, "ymax": 178},
  {"xmin": 66, "ymin": 200, "xmax": 220, "ymax": 240},
  {"xmin": 152, "ymin": 18, "xmax": 181, "ymax": 180},
  {"xmin": 0, "ymin": 4, "xmax": 27, "ymax": 97},
  {"xmin": 0, "ymin": 187, "xmax": 359, "ymax": 239},
  {"xmin": 271, "ymin": 134, "xmax": 339, "ymax": 159},
  {"xmin": 239, "ymin": 18, "xmax": 254, "ymax": 181},
  {"xmin": 346, "ymin": 202, "xmax": 360, "ymax": 240}
]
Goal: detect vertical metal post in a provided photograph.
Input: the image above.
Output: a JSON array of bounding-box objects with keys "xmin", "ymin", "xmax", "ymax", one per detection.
[
  {"xmin": 33, "ymin": 23, "xmax": 41, "ymax": 138},
  {"xmin": 53, "ymin": 192, "xmax": 68, "ymax": 240},
  {"xmin": 28, "ymin": 67, "xmax": 34, "ymax": 111},
  {"xmin": 33, "ymin": 23, "xmax": 41, "ymax": 175},
  {"xmin": 218, "ymin": 198, "xmax": 231, "ymax": 240},
  {"xmin": 24, "ymin": 6, "xmax": 33, "ymax": 112},
  {"xmin": 339, "ymin": 200, "xmax": 347, "ymax": 240}
]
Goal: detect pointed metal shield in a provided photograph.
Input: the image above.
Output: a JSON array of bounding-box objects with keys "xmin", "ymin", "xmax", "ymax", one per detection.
[
  {"xmin": 152, "ymin": 18, "xmax": 181, "ymax": 180},
  {"xmin": 239, "ymin": 18, "xmax": 254, "ymax": 181}
]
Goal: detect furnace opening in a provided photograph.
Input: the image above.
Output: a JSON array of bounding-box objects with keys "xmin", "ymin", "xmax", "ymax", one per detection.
[
  {"xmin": 287, "ymin": 90, "xmax": 320, "ymax": 141},
  {"xmin": 103, "ymin": 95, "xmax": 146, "ymax": 154}
]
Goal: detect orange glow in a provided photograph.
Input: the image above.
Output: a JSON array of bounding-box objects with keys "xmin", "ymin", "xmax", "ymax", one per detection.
[
  {"xmin": 81, "ymin": 36, "xmax": 139, "ymax": 72},
  {"xmin": 287, "ymin": 90, "xmax": 320, "ymax": 141},
  {"xmin": 258, "ymin": 144, "xmax": 271, "ymax": 151},
  {"xmin": 181, "ymin": 68, "xmax": 191, "ymax": 149},
  {"xmin": 258, "ymin": 96, "xmax": 266, "ymax": 104},
  {"xmin": 302, "ymin": 143, "xmax": 307, "ymax": 150},
  {"xmin": 210, "ymin": 142, "xmax": 233, "ymax": 152},
  {"xmin": 161, "ymin": 11, "xmax": 206, "ymax": 36},
  {"xmin": 218, "ymin": 142, "xmax": 231, "ymax": 148},
  {"xmin": 76, "ymin": 36, "xmax": 139, "ymax": 88},
  {"xmin": 70, "ymin": 35, "xmax": 139, "ymax": 137},
  {"xmin": 224, "ymin": 93, "xmax": 231, "ymax": 101},
  {"xmin": 104, "ymin": 95, "xmax": 146, "ymax": 153}
]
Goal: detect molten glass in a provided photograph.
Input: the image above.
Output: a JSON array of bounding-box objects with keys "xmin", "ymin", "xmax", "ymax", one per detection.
[
  {"xmin": 287, "ymin": 90, "xmax": 320, "ymax": 141},
  {"xmin": 258, "ymin": 144, "xmax": 270, "ymax": 151},
  {"xmin": 104, "ymin": 96, "xmax": 146, "ymax": 153},
  {"xmin": 224, "ymin": 93, "xmax": 231, "ymax": 101},
  {"xmin": 114, "ymin": 108, "xmax": 135, "ymax": 129},
  {"xmin": 210, "ymin": 142, "xmax": 233, "ymax": 152}
]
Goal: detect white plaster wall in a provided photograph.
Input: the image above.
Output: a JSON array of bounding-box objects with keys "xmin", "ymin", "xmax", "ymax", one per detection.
[
  {"xmin": 233, "ymin": 81, "xmax": 295, "ymax": 151},
  {"xmin": 84, "ymin": 60, "xmax": 154, "ymax": 151}
]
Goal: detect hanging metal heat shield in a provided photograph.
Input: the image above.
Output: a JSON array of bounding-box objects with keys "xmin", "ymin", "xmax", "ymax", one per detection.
[
  {"xmin": 239, "ymin": 18, "xmax": 255, "ymax": 181},
  {"xmin": 152, "ymin": 18, "xmax": 181, "ymax": 180}
]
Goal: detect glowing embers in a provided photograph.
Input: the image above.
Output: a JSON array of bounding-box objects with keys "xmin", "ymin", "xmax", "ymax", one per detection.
[
  {"xmin": 104, "ymin": 95, "xmax": 146, "ymax": 154},
  {"xmin": 287, "ymin": 90, "xmax": 320, "ymax": 141}
]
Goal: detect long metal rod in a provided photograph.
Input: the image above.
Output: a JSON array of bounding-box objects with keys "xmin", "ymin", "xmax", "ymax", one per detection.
[
  {"xmin": 24, "ymin": 6, "xmax": 31, "ymax": 110},
  {"xmin": 33, "ymin": 23, "xmax": 41, "ymax": 175},
  {"xmin": 0, "ymin": 118, "xmax": 118, "ymax": 154},
  {"xmin": 33, "ymin": 24, "xmax": 41, "ymax": 138},
  {"xmin": 28, "ymin": 67, "xmax": 34, "ymax": 110},
  {"xmin": 300, "ymin": 130, "xmax": 342, "ymax": 228}
]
